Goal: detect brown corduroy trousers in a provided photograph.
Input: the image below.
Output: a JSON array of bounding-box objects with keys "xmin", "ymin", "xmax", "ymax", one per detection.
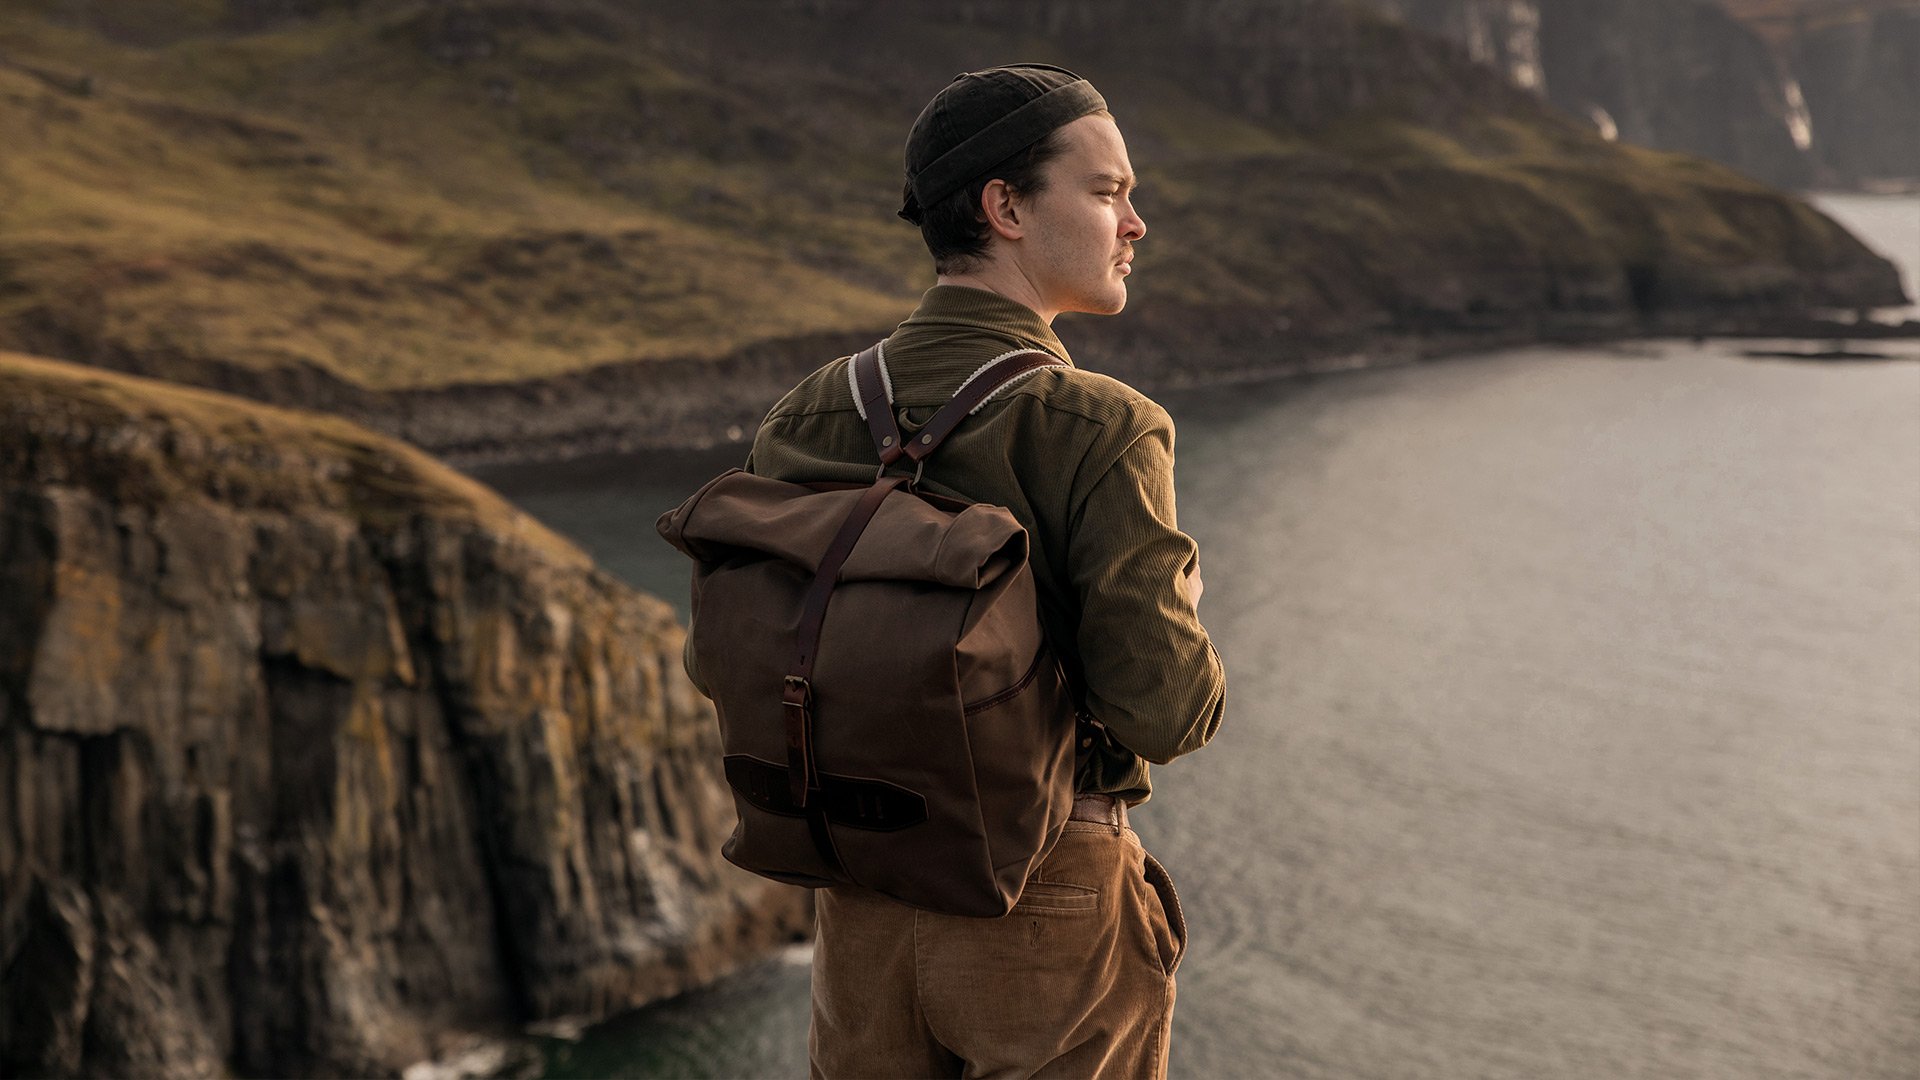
[{"xmin": 809, "ymin": 819, "xmax": 1189, "ymax": 1079}]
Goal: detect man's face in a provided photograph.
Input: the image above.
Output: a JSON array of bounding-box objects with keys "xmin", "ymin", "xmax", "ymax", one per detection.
[{"xmin": 1015, "ymin": 114, "xmax": 1146, "ymax": 317}]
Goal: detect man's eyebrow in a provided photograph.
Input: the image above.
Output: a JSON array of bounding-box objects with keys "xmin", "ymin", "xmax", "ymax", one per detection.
[{"xmin": 1088, "ymin": 172, "xmax": 1138, "ymax": 191}]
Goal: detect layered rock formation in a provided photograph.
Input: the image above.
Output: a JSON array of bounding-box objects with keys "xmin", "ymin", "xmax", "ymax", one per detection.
[
  {"xmin": 0, "ymin": 350, "xmax": 809, "ymax": 1077},
  {"xmin": 1373, "ymin": 0, "xmax": 1920, "ymax": 189},
  {"xmin": 1785, "ymin": 3, "xmax": 1920, "ymax": 184}
]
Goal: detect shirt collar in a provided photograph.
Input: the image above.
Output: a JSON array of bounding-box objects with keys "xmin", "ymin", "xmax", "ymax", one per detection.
[{"xmin": 877, "ymin": 285, "xmax": 1075, "ymax": 405}]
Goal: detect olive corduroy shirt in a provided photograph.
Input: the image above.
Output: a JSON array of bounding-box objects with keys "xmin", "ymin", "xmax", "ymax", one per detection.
[{"xmin": 741, "ymin": 285, "xmax": 1226, "ymax": 805}]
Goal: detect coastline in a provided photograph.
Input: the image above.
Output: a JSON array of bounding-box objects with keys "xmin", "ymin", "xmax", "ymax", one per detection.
[{"xmin": 387, "ymin": 310, "xmax": 1919, "ymax": 469}]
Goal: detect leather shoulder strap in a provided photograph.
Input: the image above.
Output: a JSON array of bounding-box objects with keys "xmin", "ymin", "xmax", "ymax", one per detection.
[
  {"xmin": 902, "ymin": 350, "xmax": 1065, "ymax": 463},
  {"xmin": 851, "ymin": 343, "xmax": 904, "ymax": 466},
  {"xmin": 783, "ymin": 473, "xmax": 909, "ymax": 808}
]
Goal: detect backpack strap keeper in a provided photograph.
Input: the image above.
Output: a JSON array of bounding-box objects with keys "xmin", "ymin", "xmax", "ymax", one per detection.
[{"xmin": 781, "ymin": 675, "xmax": 816, "ymax": 807}]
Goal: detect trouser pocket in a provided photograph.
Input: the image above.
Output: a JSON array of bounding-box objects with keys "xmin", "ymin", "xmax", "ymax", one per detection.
[{"xmin": 1141, "ymin": 848, "xmax": 1188, "ymax": 977}]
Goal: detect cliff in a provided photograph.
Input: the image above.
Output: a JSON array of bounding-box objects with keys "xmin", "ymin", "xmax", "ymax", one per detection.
[
  {"xmin": 1374, "ymin": 0, "xmax": 1920, "ymax": 190},
  {"xmin": 0, "ymin": 0, "xmax": 1906, "ymax": 464},
  {"xmin": 1783, "ymin": 3, "xmax": 1920, "ymax": 185},
  {"xmin": 0, "ymin": 350, "xmax": 810, "ymax": 1077}
]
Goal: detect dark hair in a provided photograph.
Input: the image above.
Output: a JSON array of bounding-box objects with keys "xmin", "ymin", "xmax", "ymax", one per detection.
[{"xmin": 912, "ymin": 111, "xmax": 1107, "ymax": 275}]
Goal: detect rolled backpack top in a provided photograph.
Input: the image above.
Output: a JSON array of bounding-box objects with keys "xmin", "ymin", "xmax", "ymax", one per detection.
[{"xmin": 656, "ymin": 343, "xmax": 1081, "ymax": 917}]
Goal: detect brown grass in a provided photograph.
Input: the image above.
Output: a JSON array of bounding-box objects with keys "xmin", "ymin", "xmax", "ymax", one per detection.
[
  {"xmin": 0, "ymin": 346, "xmax": 592, "ymax": 562},
  {"xmin": 0, "ymin": 1, "xmax": 1897, "ymax": 397}
]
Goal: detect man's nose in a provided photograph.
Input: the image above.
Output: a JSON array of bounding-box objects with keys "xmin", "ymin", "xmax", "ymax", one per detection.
[{"xmin": 1121, "ymin": 198, "xmax": 1146, "ymax": 241}]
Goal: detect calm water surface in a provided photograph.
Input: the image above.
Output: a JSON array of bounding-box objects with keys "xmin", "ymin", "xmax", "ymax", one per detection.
[
  {"xmin": 1813, "ymin": 192, "xmax": 1920, "ymax": 322},
  {"xmin": 475, "ymin": 198, "xmax": 1920, "ymax": 1080}
]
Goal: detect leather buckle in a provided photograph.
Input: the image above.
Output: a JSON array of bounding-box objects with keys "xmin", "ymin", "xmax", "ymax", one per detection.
[
  {"xmin": 782, "ymin": 674, "xmax": 811, "ymax": 708},
  {"xmin": 874, "ymin": 456, "xmax": 926, "ymax": 487}
]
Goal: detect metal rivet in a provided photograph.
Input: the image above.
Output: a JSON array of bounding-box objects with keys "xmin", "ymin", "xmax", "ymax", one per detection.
[
  {"xmin": 1080, "ymin": 738, "xmax": 1093, "ymax": 748},
  {"xmin": 881, "ymin": 435, "xmax": 893, "ymax": 446},
  {"xmin": 920, "ymin": 433, "xmax": 932, "ymax": 444}
]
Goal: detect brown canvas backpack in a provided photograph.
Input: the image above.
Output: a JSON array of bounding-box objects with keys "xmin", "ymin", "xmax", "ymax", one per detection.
[{"xmin": 656, "ymin": 342, "xmax": 1082, "ymax": 917}]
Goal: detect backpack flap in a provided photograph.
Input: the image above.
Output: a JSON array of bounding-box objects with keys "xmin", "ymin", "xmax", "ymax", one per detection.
[
  {"xmin": 656, "ymin": 468, "xmax": 1029, "ymax": 589},
  {"xmin": 657, "ymin": 465, "xmax": 1072, "ymax": 913}
]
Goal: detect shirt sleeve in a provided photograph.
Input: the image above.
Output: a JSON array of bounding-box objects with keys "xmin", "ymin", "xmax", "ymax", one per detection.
[{"xmin": 1067, "ymin": 399, "xmax": 1226, "ymax": 764}]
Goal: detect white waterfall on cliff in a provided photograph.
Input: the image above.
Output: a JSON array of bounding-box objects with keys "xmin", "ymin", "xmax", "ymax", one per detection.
[
  {"xmin": 1502, "ymin": 0, "xmax": 1544, "ymax": 93},
  {"xmin": 1783, "ymin": 77, "xmax": 1814, "ymax": 151},
  {"xmin": 1587, "ymin": 105, "xmax": 1619, "ymax": 142},
  {"xmin": 1458, "ymin": 0, "xmax": 1546, "ymax": 95}
]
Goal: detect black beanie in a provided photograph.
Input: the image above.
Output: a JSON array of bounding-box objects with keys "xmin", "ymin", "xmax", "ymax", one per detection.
[{"xmin": 898, "ymin": 63, "xmax": 1107, "ymax": 225}]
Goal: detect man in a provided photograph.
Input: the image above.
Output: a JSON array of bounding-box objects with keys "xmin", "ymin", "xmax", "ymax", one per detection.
[{"xmin": 743, "ymin": 63, "xmax": 1227, "ymax": 1078}]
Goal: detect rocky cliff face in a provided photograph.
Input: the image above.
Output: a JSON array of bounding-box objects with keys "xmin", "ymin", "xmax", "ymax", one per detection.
[
  {"xmin": 0, "ymin": 350, "xmax": 809, "ymax": 1077},
  {"xmin": 1372, "ymin": 0, "xmax": 1818, "ymax": 187},
  {"xmin": 1366, "ymin": 0, "xmax": 1548, "ymax": 92},
  {"xmin": 1788, "ymin": 4, "xmax": 1920, "ymax": 184},
  {"xmin": 1372, "ymin": 0, "xmax": 1918, "ymax": 189}
]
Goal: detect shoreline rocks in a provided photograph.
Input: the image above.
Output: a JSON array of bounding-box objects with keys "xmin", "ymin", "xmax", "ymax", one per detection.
[{"xmin": 315, "ymin": 310, "xmax": 1920, "ymax": 469}]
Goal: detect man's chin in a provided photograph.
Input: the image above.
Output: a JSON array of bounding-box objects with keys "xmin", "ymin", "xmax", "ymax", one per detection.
[{"xmin": 1076, "ymin": 287, "xmax": 1129, "ymax": 316}]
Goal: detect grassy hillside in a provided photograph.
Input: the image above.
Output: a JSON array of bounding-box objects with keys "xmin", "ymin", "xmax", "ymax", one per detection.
[
  {"xmin": 0, "ymin": 5, "xmax": 911, "ymax": 389},
  {"xmin": 0, "ymin": 346, "xmax": 590, "ymax": 550},
  {"xmin": 0, "ymin": 0, "xmax": 1903, "ymax": 412}
]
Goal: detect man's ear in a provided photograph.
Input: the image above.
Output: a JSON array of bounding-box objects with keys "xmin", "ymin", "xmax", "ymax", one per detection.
[{"xmin": 979, "ymin": 178, "xmax": 1025, "ymax": 241}]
